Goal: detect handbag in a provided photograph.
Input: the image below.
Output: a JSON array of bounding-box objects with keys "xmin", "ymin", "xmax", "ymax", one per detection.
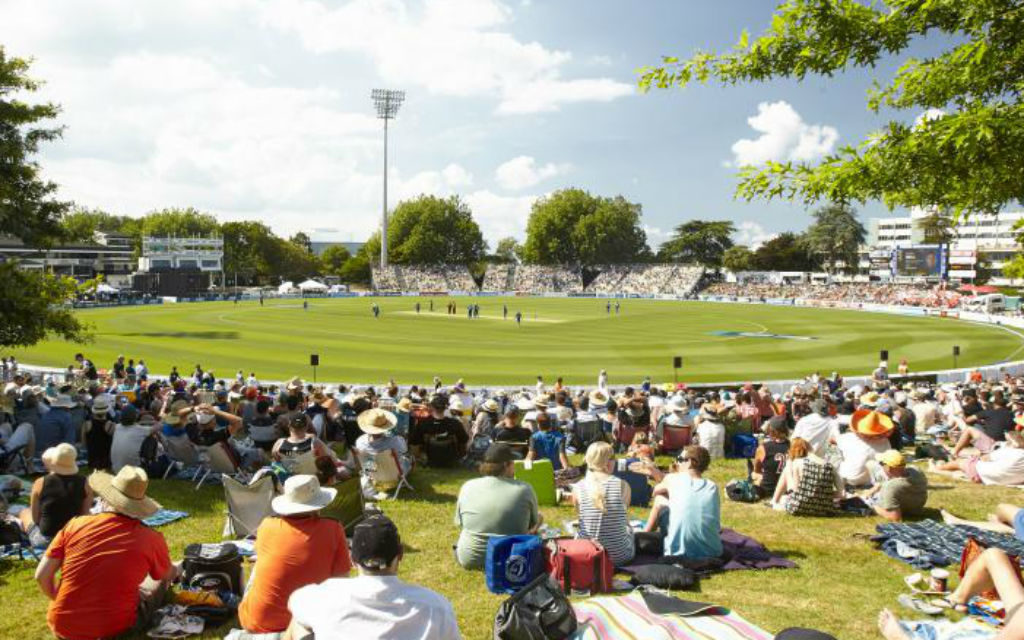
[{"xmin": 493, "ymin": 573, "xmax": 577, "ymax": 640}]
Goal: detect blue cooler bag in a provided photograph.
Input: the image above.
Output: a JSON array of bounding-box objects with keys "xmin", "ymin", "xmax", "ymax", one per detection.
[
  {"xmin": 485, "ymin": 534, "xmax": 543, "ymax": 594},
  {"xmin": 613, "ymin": 457, "xmax": 652, "ymax": 507},
  {"xmin": 729, "ymin": 433, "xmax": 759, "ymax": 459}
]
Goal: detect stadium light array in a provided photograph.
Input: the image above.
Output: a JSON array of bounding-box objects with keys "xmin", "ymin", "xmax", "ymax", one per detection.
[{"xmin": 371, "ymin": 89, "xmax": 405, "ymax": 269}]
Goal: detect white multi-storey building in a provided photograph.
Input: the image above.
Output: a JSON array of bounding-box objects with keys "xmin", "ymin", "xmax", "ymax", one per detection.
[
  {"xmin": 138, "ymin": 236, "xmax": 223, "ymax": 273},
  {"xmin": 866, "ymin": 207, "xmax": 1023, "ymax": 283}
]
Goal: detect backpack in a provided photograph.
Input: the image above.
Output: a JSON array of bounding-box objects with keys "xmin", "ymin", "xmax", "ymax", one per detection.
[
  {"xmin": 486, "ymin": 535, "xmax": 544, "ymax": 595},
  {"xmin": 139, "ymin": 434, "xmax": 171, "ymax": 478},
  {"xmin": 426, "ymin": 433, "xmax": 459, "ymax": 468},
  {"xmin": 493, "ymin": 573, "xmax": 577, "ymax": 640},
  {"xmin": 725, "ymin": 479, "xmax": 760, "ymax": 503},
  {"xmin": 544, "ymin": 539, "xmax": 613, "ymax": 595},
  {"xmin": 182, "ymin": 543, "xmax": 244, "ymax": 595}
]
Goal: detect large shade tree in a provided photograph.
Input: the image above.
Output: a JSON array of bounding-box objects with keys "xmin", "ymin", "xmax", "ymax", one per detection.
[
  {"xmin": 639, "ymin": 0, "xmax": 1024, "ymax": 220},
  {"xmin": 522, "ymin": 188, "xmax": 649, "ymax": 265},
  {"xmin": 0, "ymin": 47, "xmax": 88, "ymax": 347},
  {"xmin": 362, "ymin": 195, "xmax": 486, "ymax": 265},
  {"xmin": 657, "ymin": 220, "xmax": 735, "ymax": 268},
  {"xmin": 803, "ymin": 203, "xmax": 866, "ymax": 274}
]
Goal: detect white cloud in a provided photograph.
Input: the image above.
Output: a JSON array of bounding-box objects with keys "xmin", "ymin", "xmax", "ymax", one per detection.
[
  {"xmin": 495, "ymin": 156, "xmax": 571, "ymax": 190},
  {"xmin": 464, "ymin": 190, "xmax": 537, "ymax": 241},
  {"xmin": 643, "ymin": 225, "xmax": 672, "ymax": 251},
  {"xmin": 730, "ymin": 101, "xmax": 838, "ymax": 167},
  {"xmin": 259, "ymin": 0, "xmax": 632, "ymax": 114},
  {"xmin": 914, "ymin": 108, "xmax": 945, "ymax": 129},
  {"xmin": 732, "ymin": 221, "xmax": 777, "ymax": 250}
]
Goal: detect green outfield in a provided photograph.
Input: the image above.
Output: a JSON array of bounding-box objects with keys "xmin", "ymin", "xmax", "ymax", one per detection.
[{"xmin": 12, "ymin": 297, "xmax": 1024, "ymax": 384}]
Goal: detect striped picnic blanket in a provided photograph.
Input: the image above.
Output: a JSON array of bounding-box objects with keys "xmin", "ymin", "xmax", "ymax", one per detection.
[{"xmin": 571, "ymin": 591, "xmax": 772, "ymax": 640}]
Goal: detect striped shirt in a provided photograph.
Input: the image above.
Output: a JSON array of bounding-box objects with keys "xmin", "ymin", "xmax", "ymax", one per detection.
[{"xmin": 575, "ymin": 474, "xmax": 635, "ymax": 566}]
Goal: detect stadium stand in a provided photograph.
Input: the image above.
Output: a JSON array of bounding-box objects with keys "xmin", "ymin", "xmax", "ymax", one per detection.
[{"xmin": 705, "ymin": 282, "xmax": 963, "ymax": 308}]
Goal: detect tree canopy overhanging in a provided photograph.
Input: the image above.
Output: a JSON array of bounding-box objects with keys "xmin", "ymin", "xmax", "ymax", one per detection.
[{"xmin": 638, "ymin": 0, "xmax": 1024, "ymax": 219}]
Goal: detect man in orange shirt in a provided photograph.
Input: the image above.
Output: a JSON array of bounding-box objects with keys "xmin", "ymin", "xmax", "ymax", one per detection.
[
  {"xmin": 35, "ymin": 466, "xmax": 177, "ymax": 640},
  {"xmin": 238, "ymin": 474, "xmax": 352, "ymax": 634}
]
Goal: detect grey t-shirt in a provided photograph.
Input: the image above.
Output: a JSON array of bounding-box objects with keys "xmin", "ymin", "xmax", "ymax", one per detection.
[
  {"xmin": 454, "ymin": 476, "xmax": 540, "ymax": 569},
  {"xmin": 878, "ymin": 467, "xmax": 928, "ymax": 516},
  {"xmin": 111, "ymin": 424, "xmax": 153, "ymax": 472}
]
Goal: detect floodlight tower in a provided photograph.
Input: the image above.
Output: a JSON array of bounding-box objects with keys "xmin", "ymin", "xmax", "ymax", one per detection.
[{"xmin": 371, "ymin": 89, "xmax": 405, "ymax": 268}]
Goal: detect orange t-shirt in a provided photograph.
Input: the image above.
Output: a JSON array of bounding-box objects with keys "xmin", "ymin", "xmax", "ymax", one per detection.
[
  {"xmin": 238, "ymin": 515, "xmax": 352, "ymax": 633},
  {"xmin": 46, "ymin": 512, "xmax": 172, "ymax": 640}
]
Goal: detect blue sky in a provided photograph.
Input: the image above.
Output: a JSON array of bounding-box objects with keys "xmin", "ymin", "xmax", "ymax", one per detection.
[{"xmin": 1, "ymin": 0, "xmax": 936, "ymax": 249}]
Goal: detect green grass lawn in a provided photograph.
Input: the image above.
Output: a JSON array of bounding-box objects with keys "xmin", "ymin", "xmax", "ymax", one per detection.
[
  {"xmin": 12, "ymin": 297, "xmax": 1024, "ymax": 385},
  {"xmin": 2, "ymin": 460, "xmax": 1021, "ymax": 640}
]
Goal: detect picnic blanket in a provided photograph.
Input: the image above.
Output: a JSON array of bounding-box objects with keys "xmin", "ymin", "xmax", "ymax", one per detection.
[
  {"xmin": 898, "ymin": 616, "xmax": 995, "ymax": 640},
  {"xmin": 144, "ymin": 509, "xmax": 189, "ymax": 528},
  {"xmin": 872, "ymin": 520, "xmax": 1024, "ymax": 570},
  {"xmin": 571, "ymin": 590, "xmax": 772, "ymax": 640},
  {"xmin": 621, "ymin": 527, "xmax": 796, "ymax": 574}
]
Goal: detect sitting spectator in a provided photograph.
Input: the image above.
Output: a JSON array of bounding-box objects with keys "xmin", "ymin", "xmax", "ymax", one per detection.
[
  {"xmin": 879, "ymin": 548, "xmax": 1024, "ymax": 639},
  {"xmin": 694, "ymin": 404, "xmax": 725, "ymax": 459},
  {"xmin": 273, "ymin": 414, "xmax": 334, "ymax": 476},
  {"xmin": 408, "ymin": 395, "xmax": 468, "ymax": 468},
  {"xmin": 640, "ymin": 445, "xmax": 722, "ymax": 560},
  {"xmin": 286, "ymin": 513, "xmax": 462, "ymax": 639},
  {"xmin": 247, "ymin": 400, "xmax": 280, "ymax": 452},
  {"xmin": 571, "ymin": 442, "xmax": 635, "ymax": 566},
  {"xmin": 454, "ymin": 443, "xmax": 542, "ymax": 569},
  {"xmin": 526, "ymin": 412, "xmax": 569, "ymax": 471},
  {"xmin": 861, "ymin": 450, "xmax": 928, "ymax": 522},
  {"xmin": 83, "ymin": 395, "xmax": 115, "ymax": 470},
  {"xmin": 18, "ymin": 444, "xmax": 92, "ymax": 548},
  {"xmin": 0, "ymin": 419, "xmax": 35, "ymax": 461},
  {"xmin": 35, "ymin": 466, "xmax": 177, "ymax": 640},
  {"xmin": 238, "ymin": 475, "xmax": 352, "ymax": 634},
  {"xmin": 35, "ymin": 393, "xmax": 76, "ymax": 453},
  {"xmin": 627, "ymin": 430, "xmax": 655, "ymax": 462},
  {"xmin": 836, "ymin": 409, "xmax": 893, "ymax": 487},
  {"xmin": 951, "ymin": 396, "xmax": 1014, "ymax": 458},
  {"xmin": 772, "ymin": 437, "xmax": 842, "ymax": 516},
  {"xmin": 110, "ymin": 405, "xmax": 160, "ymax": 472},
  {"xmin": 792, "ymin": 399, "xmax": 838, "ymax": 457},
  {"xmin": 752, "ymin": 417, "xmax": 790, "ymax": 498},
  {"xmin": 356, "ymin": 408, "xmax": 411, "ymax": 496},
  {"xmin": 471, "ymin": 399, "xmax": 500, "ymax": 438},
  {"xmin": 932, "ymin": 431, "xmax": 1024, "ymax": 486}
]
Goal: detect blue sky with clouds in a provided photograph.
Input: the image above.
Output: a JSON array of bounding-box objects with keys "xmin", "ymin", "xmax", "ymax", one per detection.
[{"xmin": 1, "ymin": 0, "xmax": 937, "ymax": 250}]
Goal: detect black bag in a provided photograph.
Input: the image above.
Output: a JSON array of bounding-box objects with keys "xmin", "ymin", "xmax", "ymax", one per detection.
[
  {"xmin": 0, "ymin": 519, "xmax": 23, "ymax": 545},
  {"xmin": 493, "ymin": 573, "xmax": 577, "ymax": 640},
  {"xmin": 426, "ymin": 433, "xmax": 459, "ymax": 468},
  {"xmin": 139, "ymin": 434, "xmax": 171, "ymax": 478},
  {"xmin": 915, "ymin": 444, "xmax": 949, "ymax": 462},
  {"xmin": 633, "ymin": 531, "xmax": 664, "ymax": 556},
  {"xmin": 182, "ymin": 543, "xmax": 244, "ymax": 595},
  {"xmin": 627, "ymin": 564, "xmax": 698, "ymax": 590}
]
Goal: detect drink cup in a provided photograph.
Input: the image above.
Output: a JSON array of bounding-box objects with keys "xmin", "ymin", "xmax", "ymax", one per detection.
[{"xmin": 930, "ymin": 568, "xmax": 949, "ymax": 593}]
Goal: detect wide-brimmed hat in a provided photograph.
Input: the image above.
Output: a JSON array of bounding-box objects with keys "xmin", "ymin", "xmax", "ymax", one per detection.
[
  {"xmin": 285, "ymin": 376, "xmax": 303, "ymax": 392},
  {"xmin": 271, "ymin": 475, "xmax": 336, "ymax": 516},
  {"xmin": 42, "ymin": 443, "xmax": 78, "ymax": 475},
  {"xmin": 533, "ymin": 395, "xmax": 550, "ymax": 409},
  {"xmin": 482, "ymin": 399, "xmax": 499, "ymax": 413},
  {"xmin": 669, "ymin": 396, "xmax": 688, "ymax": 413},
  {"xmin": 50, "ymin": 393, "xmax": 76, "ymax": 409},
  {"xmin": 449, "ymin": 395, "xmax": 467, "ymax": 412},
  {"xmin": 396, "ymin": 397, "xmax": 412, "ymax": 413},
  {"xmin": 358, "ymin": 408, "xmax": 397, "ymax": 434},
  {"xmin": 588, "ymin": 389, "xmax": 609, "ymax": 406},
  {"xmin": 91, "ymin": 395, "xmax": 112, "ymax": 414},
  {"xmin": 859, "ymin": 392, "xmax": 880, "ymax": 407},
  {"xmin": 163, "ymin": 399, "xmax": 190, "ymax": 426},
  {"xmin": 850, "ymin": 409, "xmax": 894, "ymax": 437},
  {"xmin": 89, "ymin": 466, "xmax": 161, "ymax": 519}
]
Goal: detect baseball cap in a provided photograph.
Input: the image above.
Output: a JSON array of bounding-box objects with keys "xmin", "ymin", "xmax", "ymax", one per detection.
[
  {"xmin": 351, "ymin": 514, "xmax": 402, "ymax": 570},
  {"xmin": 877, "ymin": 450, "xmax": 906, "ymax": 467}
]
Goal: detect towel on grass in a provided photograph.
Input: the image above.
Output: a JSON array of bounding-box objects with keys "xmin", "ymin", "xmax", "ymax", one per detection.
[
  {"xmin": 571, "ymin": 590, "xmax": 772, "ymax": 640},
  {"xmin": 872, "ymin": 520, "xmax": 1024, "ymax": 570},
  {"xmin": 144, "ymin": 509, "xmax": 189, "ymax": 528},
  {"xmin": 620, "ymin": 527, "xmax": 796, "ymax": 575}
]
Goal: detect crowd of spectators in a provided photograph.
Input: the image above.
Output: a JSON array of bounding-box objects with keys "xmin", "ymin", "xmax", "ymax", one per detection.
[
  {"xmin": 372, "ymin": 265, "xmax": 476, "ymax": 292},
  {"xmin": 587, "ymin": 264, "xmax": 703, "ymax": 296},
  {"xmin": 705, "ymin": 282, "xmax": 964, "ymax": 308},
  {"xmin": 9, "ymin": 348, "xmax": 1024, "ymax": 638}
]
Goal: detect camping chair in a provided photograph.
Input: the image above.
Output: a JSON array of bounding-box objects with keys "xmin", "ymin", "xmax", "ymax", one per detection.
[
  {"xmin": 279, "ymin": 449, "xmax": 318, "ymax": 476},
  {"xmin": 320, "ymin": 475, "xmax": 366, "ymax": 536},
  {"xmin": 569, "ymin": 417, "xmax": 605, "ymax": 453},
  {"xmin": 195, "ymin": 441, "xmax": 242, "ymax": 490},
  {"xmin": 222, "ymin": 474, "xmax": 275, "ymax": 538},
  {"xmin": 356, "ymin": 448, "xmax": 413, "ymax": 499},
  {"xmin": 659, "ymin": 424, "xmax": 693, "ymax": 454},
  {"xmin": 161, "ymin": 434, "xmax": 201, "ymax": 480},
  {"xmin": 0, "ymin": 445, "xmax": 28, "ymax": 475}
]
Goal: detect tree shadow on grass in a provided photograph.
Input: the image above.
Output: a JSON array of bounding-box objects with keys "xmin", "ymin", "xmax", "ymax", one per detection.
[{"xmin": 104, "ymin": 331, "xmax": 240, "ymax": 340}]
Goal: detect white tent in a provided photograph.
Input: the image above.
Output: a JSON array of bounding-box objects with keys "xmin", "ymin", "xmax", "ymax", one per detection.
[
  {"xmin": 278, "ymin": 281, "xmax": 296, "ymax": 294},
  {"xmin": 95, "ymin": 283, "xmax": 118, "ymax": 294},
  {"xmin": 298, "ymin": 279, "xmax": 328, "ymax": 292}
]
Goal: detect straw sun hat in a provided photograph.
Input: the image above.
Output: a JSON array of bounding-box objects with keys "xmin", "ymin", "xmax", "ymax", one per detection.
[
  {"xmin": 357, "ymin": 408, "xmax": 398, "ymax": 435},
  {"xmin": 42, "ymin": 443, "xmax": 78, "ymax": 475},
  {"xmin": 89, "ymin": 466, "xmax": 162, "ymax": 519}
]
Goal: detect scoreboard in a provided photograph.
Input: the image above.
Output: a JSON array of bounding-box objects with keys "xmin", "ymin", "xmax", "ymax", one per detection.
[{"xmin": 895, "ymin": 246, "xmax": 946, "ymax": 277}]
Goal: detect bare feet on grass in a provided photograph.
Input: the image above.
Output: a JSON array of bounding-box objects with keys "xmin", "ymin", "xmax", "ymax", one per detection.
[{"xmin": 878, "ymin": 609, "xmax": 911, "ymax": 640}]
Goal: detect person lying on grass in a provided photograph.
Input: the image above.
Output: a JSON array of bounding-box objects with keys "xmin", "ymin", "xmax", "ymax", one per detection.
[
  {"xmin": 941, "ymin": 503, "xmax": 1024, "ymax": 541},
  {"xmin": 931, "ymin": 431, "xmax": 1024, "ymax": 487}
]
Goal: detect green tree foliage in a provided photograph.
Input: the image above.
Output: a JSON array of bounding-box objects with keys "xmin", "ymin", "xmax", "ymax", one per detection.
[
  {"xmin": 657, "ymin": 220, "xmax": 735, "ymax": 267},
  {"xmin": 221, "ymin": 221, "xmax": 280, "ymax": 285},
  {"xmin": 289, "ymin": 232, "xmax": 312, "ymax": 253},
  {"xmin": 916, "ymin": 210, "xmax": 957, "ymax": 245},
  {"xmin": 751, "ymin": 232, "xmax": 818, "ymax": 272},
  {"xmin": 639, "ymin": 1, "xmax": 1024, "ymax": 219},
  {"xmin": 522, "ymin": 189, "xmax": 650, "ymax": 265},
  {"xmin": 0, "ymin": 47, "xmax": 88, "ymax": 347},
  {"xmin": 319, "ymin": 245, "xmax": 351, "ymax": 275},
  {"xmin": 722, "ymin": 245, "xmax": 754, "ymax": 272},
  {"xmin": 140, "ymin": 207, "xmax": 220, "ymax": 237},
  {"xmin": 340, "ymin": 252, "xmax": 371, "ymax": 284},
  {"xmin": 277, "ymin": 241, "xmax": 319, "ymax": 282},
  {"xmin": 60, "ymin": 208, "xmax": 139, "ymax": 243},
  {"xmin": 492, "ymin": 237, "xmax": 522, "ymax": 263},
  {"xmin": 366, "ymin": 195, "xmax": 486, "ymax": 265},
  {"xmin": 803, "ymin": 203, "xmax": 866, "ymax": 274}
]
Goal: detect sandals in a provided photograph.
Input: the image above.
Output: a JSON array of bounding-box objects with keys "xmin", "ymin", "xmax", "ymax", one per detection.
[
  {"xmin": 898, "ymin": 594, "xmax": 943, "ymax": 615},
  {"xmin": 931, "ymin": 596, "xmax": 969, "ymax": 613}
]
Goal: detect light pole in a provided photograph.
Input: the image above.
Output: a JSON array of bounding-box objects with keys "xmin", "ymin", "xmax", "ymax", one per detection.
[{"xmin": 371, "ymin": 89, "xmax": 405, "ymax": 269}]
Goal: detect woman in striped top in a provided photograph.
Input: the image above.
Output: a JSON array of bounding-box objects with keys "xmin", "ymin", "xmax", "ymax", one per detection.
[{"xmin": 572, "ymin": 442, "xmax": 635, "ymax": 566}]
